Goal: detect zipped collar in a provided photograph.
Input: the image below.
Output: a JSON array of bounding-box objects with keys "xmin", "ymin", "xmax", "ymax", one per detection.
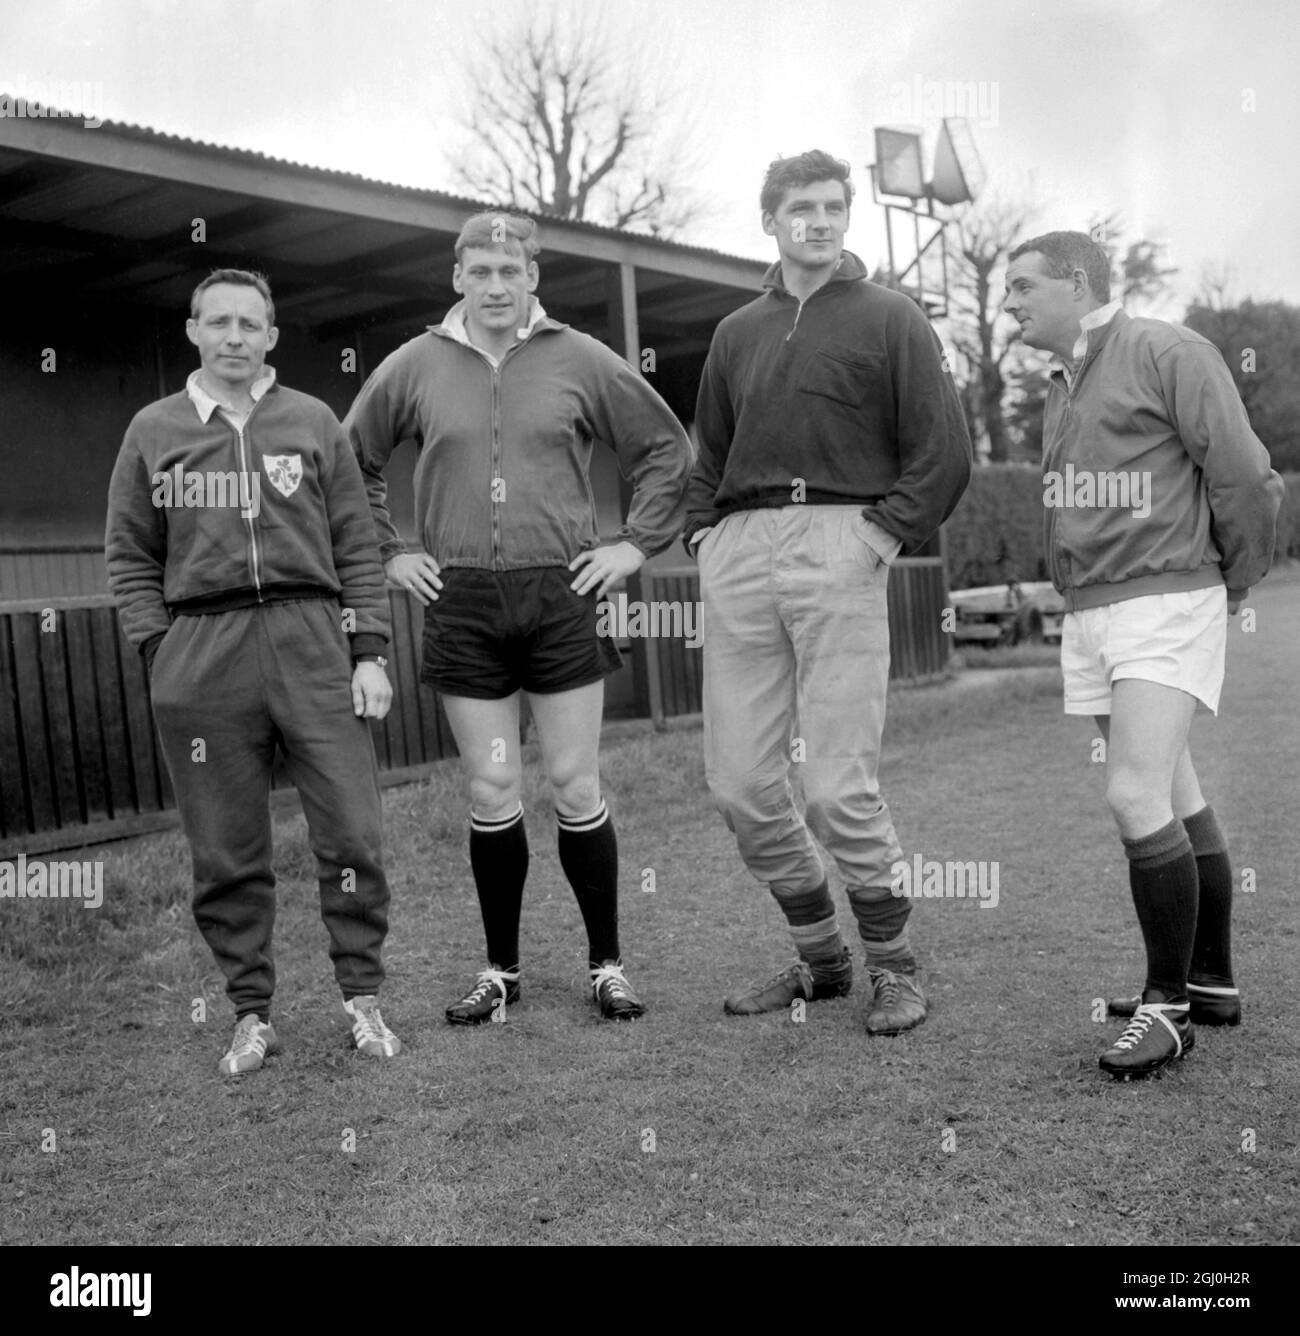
[
  {"xmin": 431, "ymin": 296, "xmax": 564, "ymax": 366},
  {"xmin": 761, "ymin": 248, "xmax": 870, "ymax": 299},
  {"xmin": 1051, "ymin": 308, "xmax": 1129, "ymax": 392}
]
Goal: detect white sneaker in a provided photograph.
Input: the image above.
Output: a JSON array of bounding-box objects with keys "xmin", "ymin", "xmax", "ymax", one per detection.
[
  {"xmin": 218, "ymin": 1015, "xmax": 279, "ymax": 1075},
  {"xmin": 343, "ymin": 995, "xmax": 401, "ymax": 1057}
]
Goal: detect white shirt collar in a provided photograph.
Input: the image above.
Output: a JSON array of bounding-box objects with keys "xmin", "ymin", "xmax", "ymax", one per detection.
[
  {"xmin": 185, "ymin": 366, "xmax": 277, "ymax": 423},
  {"xmin": 440, "ymin": 297, "xmax": 548, "ymax": 367},
  {"xmin": 1052, "ymin": 300, "xmax": 1122, "ymax": 382}
]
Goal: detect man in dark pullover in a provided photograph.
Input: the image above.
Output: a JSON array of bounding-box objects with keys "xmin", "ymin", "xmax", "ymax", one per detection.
[
  {"xmin": 106, "ymin": 269, "xmax": 400, "ymax": 1076},
  {"xmin": 685, "ymin": 151, "xmax": 971, "ymax": 1034},
  {"xmin": 1004, "ymin": 231, "xmax": 1283, "ymax": 1080}
]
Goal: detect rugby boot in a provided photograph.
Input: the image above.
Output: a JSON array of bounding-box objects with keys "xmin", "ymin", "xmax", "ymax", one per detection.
[
  {"xmin": 590, "ymin": 961, "xmax": 646, "ymax": 1020},
  {"xmin": 723, "ymin": 948, "xmax": 853, "ymax": 1015},
  {"xmin": 863, "ymin": 965, "xmax": 928, "ymax": 1035},
  {"xmin": 1107, "ymin": 981, "xmax": 1240, "ymax": 1027},
  {"xmin": 1100, "ymin": 1001, "xmax": 1194, "ymax": 1080},
  {"xmin": 446, "ymin": 966, "xmax": 520, "ymax": 1025}
]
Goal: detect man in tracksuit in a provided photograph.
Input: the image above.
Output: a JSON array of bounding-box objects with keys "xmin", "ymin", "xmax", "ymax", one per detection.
[
  {"xmin": 345, "ymin": 212, "xmax": 691, "ymax": 1024},
  {"xmin": 1004, "ymin": 230, "xmax": 1284, "ymax": 1079},
  {"xmin": 685, "ymin": 150, "xmax": 972, "ymax": 1035},
  {"xmin": 106, "ymin": 268, "xmax": 401, "ymax": 1075}
]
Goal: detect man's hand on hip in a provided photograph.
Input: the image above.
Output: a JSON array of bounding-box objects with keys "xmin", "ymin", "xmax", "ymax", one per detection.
[{"xmin": 569, "ymin": 541, "xmax": 645, "ymax": 599}]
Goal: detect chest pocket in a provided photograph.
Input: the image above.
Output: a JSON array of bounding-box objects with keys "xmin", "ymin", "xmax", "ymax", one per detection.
[{"xmin": 798, "ymin": 343, "xmax": 882, "ymax": 408}]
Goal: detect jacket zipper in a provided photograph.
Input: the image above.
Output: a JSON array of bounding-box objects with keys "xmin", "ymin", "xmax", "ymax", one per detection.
[
  {"xmin": 435, "ymin": 325, "xmax": 539, "ymax": 572},
  {"xmin": 492, "ymin": 338, "xmax": 533, "ymax": 570},
  {"xmin": 782, "ymin": 276, "xmax": 838, "ymax": 343},
  {"xmin": 490, "ymin": 363, "xmax": 502, "ymax": 569},
  {"xmin": 229, "ymin": 401, "xmax": 266, "ymax": 600},
  {"xmin": 1050, "ymin": 338, "xmax": 1102, "ymax": 596},
  {"xmin": 785, "ymin": 298, "xmax": 805, "ymax": 344},
  {"xmin": 1046, "ymin": 392, "xmax": 1067, "ymax": 593}
]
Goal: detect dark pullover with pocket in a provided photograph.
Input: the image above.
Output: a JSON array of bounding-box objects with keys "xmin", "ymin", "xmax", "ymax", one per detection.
[{"xmin": 685, "ymin": 250, "xmax": 972, "ymax": 551}]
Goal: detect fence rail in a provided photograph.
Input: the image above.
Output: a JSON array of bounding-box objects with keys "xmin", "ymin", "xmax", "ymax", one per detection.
[
  {"xmin": 0, "ymin": 559, "xmax": 951, "ymax": 853},
  {"xmin": 0, "ymin": 543, "xmax": 109, "ymax": 603},
  {"xmin": 0, "ymin": 592, "xmax": 456, "ymax": 853}
]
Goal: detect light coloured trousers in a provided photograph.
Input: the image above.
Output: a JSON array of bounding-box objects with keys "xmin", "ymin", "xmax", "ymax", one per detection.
[{"xmin": 699, "ymin": 506, "xmax": 903, "ymax": 898}]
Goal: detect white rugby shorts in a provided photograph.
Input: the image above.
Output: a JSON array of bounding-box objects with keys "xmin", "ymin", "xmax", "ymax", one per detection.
[{"xmin": 1061, "ymin": 586, "xmax": 1227, "ymax": 716}]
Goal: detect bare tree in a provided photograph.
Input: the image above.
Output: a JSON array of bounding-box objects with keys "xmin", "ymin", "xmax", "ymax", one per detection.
[
  {"xmin": 446, "ymin": 9, "xmax": 703, "ymax": 237},
  {"xmin": 941, "ymin": 189, "xmax": 1040, "ymax": 463},
  {"xmin": 1194, "ymin": 261, "xmax": 1239, "ymax": 313},
  {"xmin": 1118, "ymin": 236, "xmax": 1180, "ymax": 310}
]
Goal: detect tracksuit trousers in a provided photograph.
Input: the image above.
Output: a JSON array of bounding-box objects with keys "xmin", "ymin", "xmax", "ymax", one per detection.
[
  {"xmin": 149, "ymin": 597, "xmax": 390, "ymax": 1018},
  {"xmin": 699, "ymin": 506, "xmax": 905, "ymax": 897}
]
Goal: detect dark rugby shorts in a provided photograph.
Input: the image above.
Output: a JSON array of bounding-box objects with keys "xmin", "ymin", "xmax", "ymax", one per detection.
[{"xmin": 420, "ymin": 565, "xmax": 623, "ymax": 699}]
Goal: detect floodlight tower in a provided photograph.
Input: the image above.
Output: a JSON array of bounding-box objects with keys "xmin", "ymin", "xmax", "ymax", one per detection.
[{"xmin": 869, "ymin": 118, "xmax": 985, "ymax": 318}]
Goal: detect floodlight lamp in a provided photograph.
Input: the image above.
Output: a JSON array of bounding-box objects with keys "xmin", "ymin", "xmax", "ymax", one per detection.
[
  {"xmin": 874, "ymin": 126, "xmax": 927, "ymax": 201},
  {"xmin": 931, "ymin": 117, "xmax": 986, "ymax": 206}
]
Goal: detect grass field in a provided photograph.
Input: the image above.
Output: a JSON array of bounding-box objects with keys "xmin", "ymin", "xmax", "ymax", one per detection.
[{"xmin": 2, "ymin": 577, "xmax": 1296, "ymax": 1246}]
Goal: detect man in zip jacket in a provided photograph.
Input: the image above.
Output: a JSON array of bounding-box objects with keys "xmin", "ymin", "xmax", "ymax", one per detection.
[
  {"xmin": 1004, "ymin": 230, "xmax": 1284, "ymax": 1079},
  {"xmin": 106, "ymin": 268, "xmax": 401, "ymax": 1075},
  {"xmin": 345, "ymin": 212, "xmax": 692, "ymax": 1025},
  {"xmin": 684, "ymin": 151, "xmax": 972, "ymax": 1034}
]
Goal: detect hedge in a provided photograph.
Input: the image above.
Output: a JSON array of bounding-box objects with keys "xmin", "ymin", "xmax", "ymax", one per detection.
[
  {"xmin": 1278, "ymin": 471, "xmax": 1300, "ymax": 561},
  {"xmin": 943, "ymin": 465, "xmax": 1299, "ymax": 591},
  {"xmin": 943, "ymin": 464, "xmax": 1046, "ymax": 589}
]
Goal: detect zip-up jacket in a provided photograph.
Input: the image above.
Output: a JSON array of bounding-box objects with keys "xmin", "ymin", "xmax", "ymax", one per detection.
[
  {"xmin": 1041, "ymin": 311, "xmax": 1284, "ymax": 610},
  {"xmin": 685, "ymin": 250, "xmax": 972, "ymax": 550},
  {"xmin": 344, "ymin": 308, "xmax": 693, "ymax": 569},
  {"xmin": 106, "ymin": 376, "xmax": 390, "ymax": 659}
]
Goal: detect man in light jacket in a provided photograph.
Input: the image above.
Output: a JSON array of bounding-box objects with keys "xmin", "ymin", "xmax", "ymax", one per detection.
[{"xmin": 1004, "ymin": 229, "xmax": 1283, "ymax": 1079}]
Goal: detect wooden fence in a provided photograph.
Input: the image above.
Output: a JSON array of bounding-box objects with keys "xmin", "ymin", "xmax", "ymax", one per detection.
[
  {"xmin": 0, "ymin": 592, "xmax": 456, "ymax": 855},
  {"xmin": 0, "ymin": 560, "xmax": 951, "ymax": 853},
  {"xmin": 0, "ymin": 543, "xmax": 109, "ymax": 602},
  {"xmin": 885, "ymin": 557, "xmax": 952, "ymax": 682}
]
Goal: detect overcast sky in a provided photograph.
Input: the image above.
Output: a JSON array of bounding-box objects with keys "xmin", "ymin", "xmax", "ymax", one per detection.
[{"xmin": 3, "ymin": 0, "xmax": 1298, "ymax": 311}]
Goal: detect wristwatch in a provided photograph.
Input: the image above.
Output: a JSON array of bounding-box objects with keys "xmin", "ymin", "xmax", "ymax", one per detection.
[{"xmin": 355, "ymin": 655, "xmax": 389, "ymax": 668}]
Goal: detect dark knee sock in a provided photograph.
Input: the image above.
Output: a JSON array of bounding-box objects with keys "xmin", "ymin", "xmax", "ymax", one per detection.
[
  {"xmin": 770, "ymin": 879, "xmax": 842, "ymax": 965},
  {"xmin": 1183, "ymin": 805, "xmax": 1234, "ymax": 987},
  {"xmin": 847, "ymin": 887, "xmax": 915, "ymax": 970},
  {"xmin": 470, "ymin": 805, "xmax": 528, "ymax": 970},
  {"xmin": 557, "ymin": 801, "xmax": 620, "ymax": 967},
  {"xmin": 1122, "ymin": 818, "xmax": 1199, "ymax": 1004}
]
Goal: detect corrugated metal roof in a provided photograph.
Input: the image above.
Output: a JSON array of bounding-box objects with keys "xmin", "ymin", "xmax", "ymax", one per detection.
[{"xmin": 0, "ymin": 96, "xmax": 759, "ymax": 267}]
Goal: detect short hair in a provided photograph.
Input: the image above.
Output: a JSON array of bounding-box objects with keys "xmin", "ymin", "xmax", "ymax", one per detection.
[
  {"xmin": 190, "ymin": 268, "xmax": 275, "ymax": 326},
  {"xmin": 1008, "ymin": 231, "xmax": 1112, "ymax": 304},
  {"xmin": 454, "ymin": 212, "xmax": 541, "ymax": 262},
  {"xmin": 760, "ymin": 150, "xmax": 855, "ymax": 217}
]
